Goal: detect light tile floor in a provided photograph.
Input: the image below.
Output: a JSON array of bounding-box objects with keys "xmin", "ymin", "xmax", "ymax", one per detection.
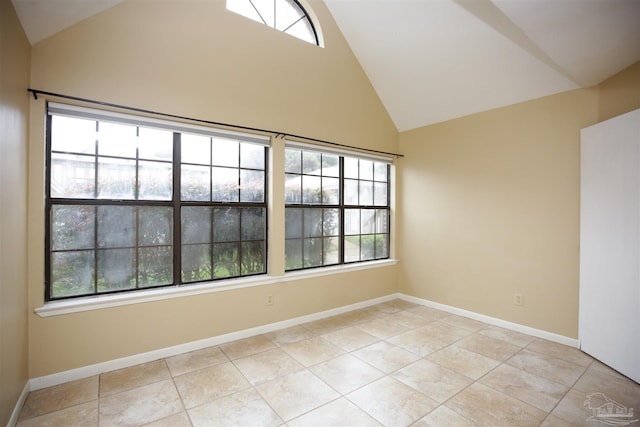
[{"xmin": 16, "ymin": 299, "xmax": 640, "ymax": 426}]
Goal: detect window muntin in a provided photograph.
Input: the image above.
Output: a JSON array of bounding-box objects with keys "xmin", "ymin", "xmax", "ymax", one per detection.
[
  {"xmin": 284, "ymin": 147, "xmax": 390, "ymax": 271},
  {"xmin": 47, "ymin": 106, "xmax": 268, "ymax": 301},
  {"xmin": 226, "ymin": 0, "xmax": 321, "ymax": 46}
]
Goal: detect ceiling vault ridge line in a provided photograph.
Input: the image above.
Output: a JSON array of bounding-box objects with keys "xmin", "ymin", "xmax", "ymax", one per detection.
[{"xmin": 452, "ymin": 0, "xmax": 583, "ymax": 88}]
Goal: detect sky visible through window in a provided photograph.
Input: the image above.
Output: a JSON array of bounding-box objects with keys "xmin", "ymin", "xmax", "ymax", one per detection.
[{"xmin": 227, "ymin": 0, "xmax": 319, "ymax": 45}]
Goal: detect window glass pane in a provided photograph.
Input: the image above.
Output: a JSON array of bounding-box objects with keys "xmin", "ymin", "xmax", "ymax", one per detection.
[
  {"xmin": 285, "ymin": 239, "xmax": 302, "ymax": 270},
  {"xmin": 212, "ymin": 167, "xmax": 239, "ymax": 202},
  {"xmin": 344, "ymin": 157, "xmax": 358, "ymax": 179},
  {"xmin": 303, "ymin": 151, "xmax": 321, "ymax": 174},
  {"xmin": 344, "ymin": 209, "xmax": 360, "ymax": 235},
  {"xmin": 361, "ymin": 209, "xmax": 376, "ymax": 234},
  {"xmin": 359, "ymin": 160, "xmax": 374, "ymax": 180},
  {"xmin": 240, "ymin": 143, "xmax": 264, "ymax": 169},
  {"xmin": 51, "ymin": 115, "xmax": 96, "ymax": 154},
  {"xmin": 241, "ymin": 208, "xmax": 265, "ymax": 241},
  {"xmin": 284, "ymin": 17, "xmax": 316, "ymax": 45},
  {"xmin": 376, "ymin": 209, "xmax": 389, "ymax": 234},
  {"xmin": 213, "ymin": 207, "xmax": 240, "ymax": 242},
  {"xmin": 322, "ymin": 154, "xmax": 339, "ymax": 177},
  {"xmin": 51, "ymin": 153, "xmax": 95, "ymax": 198},
  {"xmin": 285, "ymin": 174, "xmax": 301, "ymax": 203},
  {"xmin": 240, "ymin": 169, "xmax": 265, "ymax": 202},
  {"xmin": 323, "ymin": 237, "xmax": 340, "ymax": 265},
  {"xmin": 138, "ymin": 127, "xmax": 173, "ymax": 161},
  {"xmin": 181, "ymin": 165, "xmax": 210, "ymax": 201},
  {"xmin": 51, "ymin": 251, "xmax": 95, "ymax": 298},
  {"xmin": 344, "ymin": 235, "xmax": 360, "ymax": 262},
  {"xmin": 323, "ymin": 208, "xmax": 340, "ymax": 236},
  {"xmin": 275, "ymin": 0, "xmax": 304, "ymax": 31},
  {"xmin": 182, "ymin": 133, "xmax": 211, "ymax": 165},
  {"xmin": 139, "ymin": 206, "xmax": 172, "ymax": 246},
  {"xmin": 97, "ymin": 157, "xmax": 136, "ymax": 199},
  {"xmin": 285, "ymin": 208, "xmax": 303, "ymax": 239},
  {"xmin": 97, "ymin": 206, "xmax": 136, "ymax": 248},
  {"xmin": 138, "ymin": 246, "xmax": 173, "ymax": 287},
  {"xmin": 359, "ymin": 181, "xmax": 374, "ymax": 206},
  {"xmin": 182, "ymin": 244, "xmax": 212, "ymax": 282},
  {"xmin": 374, "ymin": 162, "xmax": 387, "ymax": 181},
  {"xmin": 302, "ymin": 175, "xmax": 321, "ymax": 204},
  {"xmin": 375, "ymin": 234, "xmax": 389, "ymax": 259},
  {"xmin": 361, "ymin": 236, "xmax": 375, "ymax": 261},
  {"xmin": 182, "ymin": 207, "xmax": 212, "ymax": 244},
  {"xmin": 344, "ymin": 179, "xmax": 358, "ymax": 205},
  {"xmin": 374, "ymin": 182, "xmax": 387, "ymax": 206},
  {"xmin": 304, "ymin": 238, "xmax": 323, "ymax": 268},
  {"xmin": 51, "ymin": 205, "xmax": 95, "ymax": 250},
  {"xmin": 241, "ymin": 241, "xmax": 265, "ymax": 274},
  {"xmin": 303, "ymin": 209, "xmax": 323, "ymax": 238},
  {"xmin": 321, "ymin": 177, "xmax": 339, "ymax": 204},
  {"xmin": 255, "ymin": 0, "xmax": 275, "ymax": 26},
  {"xmin": 213, "ymin": 242, "xmax": 239, "ymax": 278},
  {"xmin": 97, "ymin": 248, "xmax": 136, "ymax": 292},
  {"xmin": 227, "ymin": 0, "xmax": 263, "ymax": 24},
  {"xmin": 211, "ymin": 138, "xmax": 239, "ymax": 167},
  {"xmin": 138, "ymin": 161, "xmax": 172, "ymax": 200},
  {"xmin": 97, "ymin": 121, "xmax": 137, "ymax": 158},
  {"xmin": 285, "ymin": 148, "xmax": 301, "ymax": 173},
  {"xmin": 303, "ymin": 209, "xmax": 322, "ymax": 237}
]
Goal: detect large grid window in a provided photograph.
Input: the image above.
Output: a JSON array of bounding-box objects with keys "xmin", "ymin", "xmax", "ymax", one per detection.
[
  {"xmin": 46, "ymin": 104, "xmax": 268, "ymax": 301},
  {"xmin": 284, "ymin": 146, "xmax": 390, "ymax": 271}
]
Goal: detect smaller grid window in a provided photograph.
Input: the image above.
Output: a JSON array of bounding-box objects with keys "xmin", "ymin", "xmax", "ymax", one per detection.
[
  {"xmin": 343, "ymin": 157, "xmax": 390, "ymax": 263},
  {"xmin": 284, "ymin": 147, "xmax": 390, "ymax": 271}
]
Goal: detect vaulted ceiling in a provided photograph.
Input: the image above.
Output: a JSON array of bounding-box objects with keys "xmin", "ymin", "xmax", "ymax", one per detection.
[{"xmin": 11, "ymin": 0, "xmax": 640, "ymax": 131}]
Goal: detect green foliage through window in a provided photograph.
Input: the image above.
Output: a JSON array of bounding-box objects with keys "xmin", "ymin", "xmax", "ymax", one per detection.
[
  {"xmin": 47, "ymin": 107, "xmax": 268, "ymax": 300},
  {"xmin": 284, "ymin": 147, "xmax": 390, "ymax": 271}
]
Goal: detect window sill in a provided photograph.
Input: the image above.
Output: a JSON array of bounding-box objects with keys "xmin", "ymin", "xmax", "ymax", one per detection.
[{"xmin": 35, "ymin": 259, "xmax": 398, "ymax": 317}]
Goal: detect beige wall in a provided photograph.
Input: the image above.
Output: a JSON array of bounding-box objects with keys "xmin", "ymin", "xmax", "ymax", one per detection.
[
  {"xmin": 398, "ymin": 62, "xmax": 640, "ymax": 339},
  {"xmin": 28, "ymin": 0, "xmax": 398, "ymax": 377},
  {"xmin": 598, "ymin": 61, "xmax": 640, "ymax": 122},
  {"xmin": 0, "ymin": 0, "xmax": 31, "ymax": 423},
  {"xmin": 30, "ymin": 0, "xmax": 396, "ymax": 153},
  {"xmin": 22, "ymin": 0, "xmax": 640, "ymax": 380}
]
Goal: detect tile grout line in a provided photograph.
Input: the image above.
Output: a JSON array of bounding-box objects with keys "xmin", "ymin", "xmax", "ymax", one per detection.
[
  {"xmin": 168, "ymin": 367, "xmax": 192, "ymax": 427},
  {"xmin": 19, "ymin": 301, "xmax": 623, "ymax": 426},
  {"xmin": 538, "ymin": 358, "xmax": 596, "ymax": 426}
]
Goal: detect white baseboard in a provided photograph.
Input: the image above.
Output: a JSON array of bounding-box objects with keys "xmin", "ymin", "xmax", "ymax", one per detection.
[
  {"xmin": 28, "ymin": 291, "xmax": 579, "ymax": 392},
  {"xmin": 29, "ymin": 293, "xmax": 399, "ymax": 391},
  {"xmin": 7, "ymin": 381, "xmax": 30, "ymax": 427},
  {"xmin": 398, "ymin": 294, "xmax": 579, "ymax": 348}
]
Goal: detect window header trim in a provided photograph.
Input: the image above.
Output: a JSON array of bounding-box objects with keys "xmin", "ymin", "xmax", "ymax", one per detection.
[
  {"xmin": 30, "ymin": 88, "xmax": 403, "ymax": 158},
  {"xmin": 285, "ymin": 140, "xmax": 393, "ymax": 163},
  {"xmin": 48, "ymin": 102, "xmax": 271, "ymax": 146}
]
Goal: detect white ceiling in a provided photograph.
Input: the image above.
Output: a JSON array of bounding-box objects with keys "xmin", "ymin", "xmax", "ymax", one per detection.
[
  {"xmin": 325, "ymin": 0, "xmax": 640, "ymax": 130},
  {"xmin": 12, "ymin": 0, "xmax": 640, "ymax": 131}
]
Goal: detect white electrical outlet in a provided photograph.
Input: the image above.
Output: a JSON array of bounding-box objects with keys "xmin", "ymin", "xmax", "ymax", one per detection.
[
  {"xmin": 514, "ymin": 293, "xmax": 524, "ymax": 306},
  {"xmin": 266, "ymin": 295, "xmax": 273, "ymax": 306}
]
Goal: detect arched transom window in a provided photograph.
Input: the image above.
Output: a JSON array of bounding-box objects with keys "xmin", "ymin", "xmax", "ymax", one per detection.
[{"xmin": 227, "ymin": 0, "xmax": 322, "ymax": 46}]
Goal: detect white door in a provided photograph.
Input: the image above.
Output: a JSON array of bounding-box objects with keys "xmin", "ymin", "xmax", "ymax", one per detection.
[{"xmin": 579, "ymin": 108, "xmax": 640, "ymax": 383}]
